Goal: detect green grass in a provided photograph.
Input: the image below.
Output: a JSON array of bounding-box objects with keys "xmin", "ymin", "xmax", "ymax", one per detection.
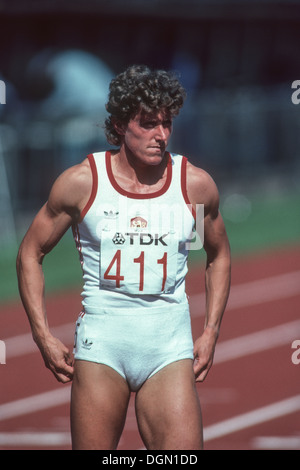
[
  {"xmin": 0, "ymin": 231, "xmax": 82, "ymax": 303},
  {"xmin": 225, "ymin": 192, "xmax": 300, "ymax": 255},
  {"xmin": 189, "ymin": 189, "xmax": 300, "ymax": 265},
  {"xmin": 1, "ymin": 189, "xmax": 300, "ymax": 303}
]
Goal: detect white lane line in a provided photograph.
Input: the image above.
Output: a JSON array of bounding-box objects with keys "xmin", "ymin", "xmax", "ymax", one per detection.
[
  {"xmin": 4, "ymin": 323, "xmax": 74, "ymax": 359},
  {"xmin": 1, "ymin": 270, "xmax": 298, "ymax": 446},
  {"xmin": 214, "ymin": 319, "xmax": 300, "ymax": 364},
  {"xmin": 5, "ymin": 317, "xmax": 300, "ymax": 364},
  {"xmin": 0, "ymin": 386, "xmax": 71, "ymax": 422},
  {"xmin": 4, "ymin": 270, "xmax": 300, "ymax": 360},
  {"xmin": 0, "ymin": 321, "xmax": 298, "ymax": 424},
  {"xmin": 7, "ymin": 318, "xmax": 298, "ymax": 368},
  {"xmin": 190, "ymin": 270, "xmax": 300, "ymax": 317},
  {"xmin": 204, "ymin": 395, "xmax": 300, "ymax": 443},
  {"xmin": 1, "ymin": 394, "xmax": 299, "ymax": 447},
  {"xmin": 0, "ymin": 432, "xmax": 71, "ymax": 447},
  {"xmin": 252, "ymin": 436, "xmax": 300, "ymax": 450}
]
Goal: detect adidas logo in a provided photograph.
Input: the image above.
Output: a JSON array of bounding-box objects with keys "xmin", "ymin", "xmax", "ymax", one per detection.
[
  {"xmin": 104, "ymin": 210, "xmax": 119, "ymax": 219},
  {"xmin": 82, "ymin": 339, "xmax": 93, "ymax": 350}
]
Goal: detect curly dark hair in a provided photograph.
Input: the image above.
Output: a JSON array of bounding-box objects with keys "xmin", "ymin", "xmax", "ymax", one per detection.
[{"xmin": 104, "ymin": 65, "xmax": 186, "ymax": 146}]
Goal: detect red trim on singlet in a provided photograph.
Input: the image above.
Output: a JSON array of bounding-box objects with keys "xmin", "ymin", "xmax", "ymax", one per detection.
[
  {"xmin": 72, "ymin": 223, "xmax": 84, "ymax": 268},
  {"xmin": 181, "ymin": 156, "xmax": 196, "ymax": 221},
  {"xmin": 79, "ymin": 154, "xmax": 98, "ymax": 221},
  {"xmin": 105, "ymin": 150, "xmax": 173, "ymax": 199}
]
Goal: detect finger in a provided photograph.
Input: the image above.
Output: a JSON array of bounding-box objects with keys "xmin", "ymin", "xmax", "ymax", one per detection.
[
  {"xmin": 61, "ymin": 362, "xmax": 74, "ymax": 379},
  {"xmin": 54, "ymin": 366, "xmax": 74, "ymax": 383},
  {"xmin": 50, "ymin": 360, "xmax": 74, "ymax": 382},
  {"xmin": 193, "ymin": 357, "xmax": 204, "ymax": 375},
  {"xmin": 193, "ymin": 357, "xmax": 210, "ymax": 380},
  {"xmin": 195, "ymin": 369, "xmax": 209, "ymax": 383},
  {"xmin": 55, "ymin": 373, "xmax": 73, "ymax": 384}
]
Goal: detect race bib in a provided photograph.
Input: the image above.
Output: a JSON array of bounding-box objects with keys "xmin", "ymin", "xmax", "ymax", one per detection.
[{"xmin": 100, "ymin": 227, "xmax": 179, "ymax": 295}]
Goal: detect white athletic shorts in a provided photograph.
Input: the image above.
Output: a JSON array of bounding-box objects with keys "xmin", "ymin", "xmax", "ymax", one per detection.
[{"xmin": 73, "ymin": 303, "xmax": 194, "ymax": 392}]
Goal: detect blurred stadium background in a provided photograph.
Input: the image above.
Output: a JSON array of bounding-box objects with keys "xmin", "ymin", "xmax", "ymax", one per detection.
[
  {"xmin": 0, "ymin": 0, "xmax": 300, "ymax": 450},
  {"xmin": 1, "ymin": 1, "xmax": 300, "ymax": 300}
]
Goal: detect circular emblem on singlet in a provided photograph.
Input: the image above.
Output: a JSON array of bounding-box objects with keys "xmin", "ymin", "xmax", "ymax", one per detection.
[{"xmin": 112, "ymin": 232, "xmax": 126, "ymax": 245}]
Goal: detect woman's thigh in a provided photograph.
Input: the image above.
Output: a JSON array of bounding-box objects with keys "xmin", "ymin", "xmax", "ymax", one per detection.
[
  {"xmin": 135, "ymin": 359, "xmax": 203, "ymax": 450},
  {"xmin": 71, "ymin": 360, "xmax": 131, "ymax": 450}
]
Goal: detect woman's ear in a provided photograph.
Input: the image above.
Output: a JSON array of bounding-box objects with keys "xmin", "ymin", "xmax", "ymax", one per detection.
[{"xmin": 112, "ymin": 118, "xmax": 126, "ymax": 136}]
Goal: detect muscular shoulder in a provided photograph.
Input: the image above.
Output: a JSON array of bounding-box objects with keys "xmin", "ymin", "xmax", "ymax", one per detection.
[
  {"xmin": 48, "ymin": 158, "xmax": 92, "ymax": 221},
  {"xmin": 186, "ymin": 161, "xmax": 219, "ymax": 216}
]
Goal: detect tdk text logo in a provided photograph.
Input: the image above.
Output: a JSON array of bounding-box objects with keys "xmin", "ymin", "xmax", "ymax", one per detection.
[
  {"xmin": 112, "ymin": 232, "xmax": 168, "ymax": 246},
  {"xmin": 126, "ymin": 232, "xmax": 168, "ymax": 246},
  {"xmin": 0, "ymin": 80, "xmax": 6, "ymax": 104}
]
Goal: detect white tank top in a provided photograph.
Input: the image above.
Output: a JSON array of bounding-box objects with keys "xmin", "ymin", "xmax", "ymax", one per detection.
[{"xmin": 73, "ymin": 151, "xmax": 196, "ymax": 313}]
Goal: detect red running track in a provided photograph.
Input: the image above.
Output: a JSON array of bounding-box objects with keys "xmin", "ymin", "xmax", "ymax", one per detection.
[{"xmin": 0, "ymin": 245, "xmax": 299, "ymax": 450}]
